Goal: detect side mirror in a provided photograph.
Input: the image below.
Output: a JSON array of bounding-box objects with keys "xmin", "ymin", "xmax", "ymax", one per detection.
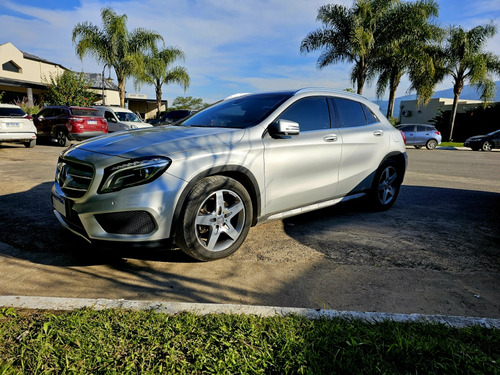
[{"xmin": 269, "ymin": 119, "xmax": 300, "ymax": 136}]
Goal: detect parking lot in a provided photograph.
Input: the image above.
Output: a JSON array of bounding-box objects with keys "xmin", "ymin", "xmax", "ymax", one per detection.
[{"xmin": 0, "ymin": 143, "xmax": 499, "ymax": 318}]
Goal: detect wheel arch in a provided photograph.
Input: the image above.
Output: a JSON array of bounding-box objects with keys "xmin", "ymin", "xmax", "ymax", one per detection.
[
  {"xmin": 170, "ymin": 165, "xmax": 261, "ymax": 238},
  {"xmin": 379, "ymin": 151, "xmax": 407, "ymax": 184}
]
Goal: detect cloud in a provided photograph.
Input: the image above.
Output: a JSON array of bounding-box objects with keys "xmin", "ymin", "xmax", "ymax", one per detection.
[{"xmin": 2, "ymin": 0, "xmax": 500, "ymax": 104}]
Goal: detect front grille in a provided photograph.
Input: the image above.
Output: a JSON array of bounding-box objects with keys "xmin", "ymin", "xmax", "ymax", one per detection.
[
  {"xmin": 95, "ymin": 211, "xmax": 156, "ymax": 235},
  {"xmin": 56, "ymin": 158, "xmax": 94, "ymax": 198}
]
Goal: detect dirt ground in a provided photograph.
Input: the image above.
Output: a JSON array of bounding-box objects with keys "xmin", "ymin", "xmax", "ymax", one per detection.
[{"xmin": 0, "ymin": 143, "xmax": 499, "ymax": 318}]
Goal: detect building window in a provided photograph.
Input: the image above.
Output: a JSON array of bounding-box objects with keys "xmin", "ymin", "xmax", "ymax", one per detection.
[{"xmin": 2, "ymin": 61, "xmax": 22, "ymax": 73}]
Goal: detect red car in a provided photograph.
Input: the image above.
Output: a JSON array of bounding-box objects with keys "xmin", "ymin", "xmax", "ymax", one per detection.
[{"xmin": 34, "ymin": 106, "xmax": 108, "ymax": 147}]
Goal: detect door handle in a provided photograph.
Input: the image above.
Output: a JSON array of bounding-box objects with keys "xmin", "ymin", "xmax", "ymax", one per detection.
[
  {"xmin": 323, "ymin": 134, "xmax": 338, "ymax": 142},
  {"xmin": 373, "ymin": 130, "xmax": 384, "ymax": 137}
]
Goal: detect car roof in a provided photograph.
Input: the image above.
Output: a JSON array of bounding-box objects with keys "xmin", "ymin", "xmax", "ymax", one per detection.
[
  {"xmin": 0, "ymin": 103, "xmax": 21, "ymax": 108},
  {"xmin": 94, "ymin": 105, "xmax": 133, "ymax": 112}
]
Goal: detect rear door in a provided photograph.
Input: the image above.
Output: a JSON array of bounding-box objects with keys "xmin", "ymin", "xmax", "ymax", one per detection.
[
  {"xmin": 262, "ymin": 96, "xmax": 342, "ymax": 214},
  {"xmin": 415, "ymin": 125, "xmax": 431, "ymax": 144},
  {"xmin": 331, "ymin": 97, "xmax": 390, "ymax": 196},
  {"xmin": 399, "ymin": 125, "xmax": 416, "ymax": 145}
]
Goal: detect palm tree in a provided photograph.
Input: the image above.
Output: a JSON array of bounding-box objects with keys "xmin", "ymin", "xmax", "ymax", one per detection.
[
  {"xmin": 372, "ymin": 0, "xmax": 441, "ymax": 118},
  {"xmin": 72, "ymin": 7, "xmax": 163, "ymax": 107},
  {"xmin": 300, "ymin": 0, "xmax": 397, "ymax": 95},
  {"xmin": 134, "ymin": 46, "xmax": 190, "ymax": 117},
  {"xmin": 441, "ymin": 24, "xmax": 500, "ymax": 141}
]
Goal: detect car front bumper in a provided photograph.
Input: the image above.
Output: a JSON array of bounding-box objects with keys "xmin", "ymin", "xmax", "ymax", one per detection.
[{"xmin": 51, "ymin": 170, "xmax": 186, "ymax": 245}]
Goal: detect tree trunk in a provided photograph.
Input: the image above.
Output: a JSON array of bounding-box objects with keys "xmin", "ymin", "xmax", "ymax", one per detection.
[
  {"xmin": 155, "ymin": 84, "xmax": 162, "ymax": 118},
  {"xmin": 118, "ymin": 79, "xmax": 126, "ymax": 108},
  {"xmin": 448, "ymin": 81, "xmax": 463, "ymax": 142},
  {"xmin": 386, "ymin": 70, "xmax": 400, "ymax": 119}
]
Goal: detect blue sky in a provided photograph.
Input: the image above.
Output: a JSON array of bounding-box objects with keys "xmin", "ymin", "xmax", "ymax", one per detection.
[{"xmin": 1, "ymin": 0, "xmax": 500, "ymax": 105}]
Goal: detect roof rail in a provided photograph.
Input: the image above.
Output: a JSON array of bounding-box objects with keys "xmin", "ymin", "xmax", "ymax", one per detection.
[{"xmin": 294, "ymin": 87, "xmax": 367, "ymax": 100}]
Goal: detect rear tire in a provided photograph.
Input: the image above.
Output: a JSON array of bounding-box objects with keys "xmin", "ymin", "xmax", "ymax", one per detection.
[
  {"xmin": 176, "ymin": 176, "xmax": 253, "ymax": 261},
  {"xmin": 55, "ymin": 129, "xmax": 70, "ymax": 147},
  {"xmin": 368, "ymin": 160, "xmax": 402, "ymax": 211},
  {"xmin": 24, "ymin": 140, "xmax": 35, "ymax": 148},
  {"xmin": 426, "ymin": 139, "xmax": 438, "ymax": 150}
]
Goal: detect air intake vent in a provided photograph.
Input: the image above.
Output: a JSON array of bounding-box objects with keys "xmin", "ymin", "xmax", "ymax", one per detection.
[{"xmin": 95, "ymin": 211, "xmax": 156, "ymax": 235}]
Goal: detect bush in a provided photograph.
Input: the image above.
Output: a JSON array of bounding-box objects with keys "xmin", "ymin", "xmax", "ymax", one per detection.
[
  {"xmin": 13, "ymin": 97, "xmax": 40, "ymax": 115},
  {"xmin": 43, "ymin": 71, "xmax": 97, "ymax": 107}
]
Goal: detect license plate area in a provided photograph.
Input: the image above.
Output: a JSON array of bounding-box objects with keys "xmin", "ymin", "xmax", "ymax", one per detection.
[
  {"xmin": 52, "ymin": 192, "xmax": 67, "ymax": 217},
  {"xmin": 87, "ymin": 120, "xmax": 97, "ymax": 125}
]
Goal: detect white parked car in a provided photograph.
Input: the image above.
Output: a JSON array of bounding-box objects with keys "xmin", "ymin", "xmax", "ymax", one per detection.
[
  {"xmin": 54, "ymin": 88, "xmax": 407, "ymax": 261},
  {"xmin": 0, "ymin": 103, "xmax": 37, "ymax": 148},
  {"xmin": 94, "ymin": 106, "xmax": 152, "ymax": 132}
]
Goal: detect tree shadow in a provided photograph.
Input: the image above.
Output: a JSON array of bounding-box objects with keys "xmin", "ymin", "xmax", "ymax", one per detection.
[{"xmin": 281, "ymin": 185, "xmax": 500, "ymax": 272}]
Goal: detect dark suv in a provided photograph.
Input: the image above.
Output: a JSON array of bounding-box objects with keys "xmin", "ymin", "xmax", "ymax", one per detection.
[
  {"xmin": 34, "ymin": 106, "xmax": 108, "ymax": 146},
  {"xmin": 148, "ymin": 109, "xmax": 195, "ymax": 125}
]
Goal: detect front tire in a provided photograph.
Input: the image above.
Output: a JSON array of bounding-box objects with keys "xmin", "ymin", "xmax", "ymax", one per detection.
[
  {"xmin": 176, "ymin": 176, "xmax": 253, "ymax": 261},
  {"xmin": 368, "ymin": 160, "xmax": 402, "ymax": 211},
  {"xmin": 481, "ymin": 141, "xmax": 493, "ymax": 151}
]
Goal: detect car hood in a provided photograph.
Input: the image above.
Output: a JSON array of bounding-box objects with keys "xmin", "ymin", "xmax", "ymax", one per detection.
[
  {"xmin": 70, "ymin": 126, "xmax": 246, "ymax": 159},
  {"xmin": 466, "ymin": 135, "xmax": 487, "ymax": 140}
]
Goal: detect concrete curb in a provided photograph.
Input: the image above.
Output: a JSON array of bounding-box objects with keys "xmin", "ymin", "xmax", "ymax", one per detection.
[{"xmin": 1, "ymin": 296, "xmax": 499, "ymax": 329}]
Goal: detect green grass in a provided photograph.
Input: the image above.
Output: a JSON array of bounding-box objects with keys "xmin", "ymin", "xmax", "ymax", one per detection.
[
  {"xmin": 1, "ymin": 307, "xmax": 499, "ymax": 374},
  {"xmin": 439, "ymin": 142, "xmax": 464, "ymax": 148}
]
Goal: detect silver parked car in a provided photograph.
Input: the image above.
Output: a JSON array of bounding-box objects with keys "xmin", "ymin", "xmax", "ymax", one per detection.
[
  {"xmin": 0, "ymin": 103, "xmax": 37, "ymax": 148},
  {"xmin": 52, "ymin": 88, "xmax": 408, "ymax": 261},
  {"xmin": 94, "ymin": 106, "xmax": 152, "ymax": 132},
  {"xmin": 396, "ymin": 124, "xmax": 442, "ymax": 150}
]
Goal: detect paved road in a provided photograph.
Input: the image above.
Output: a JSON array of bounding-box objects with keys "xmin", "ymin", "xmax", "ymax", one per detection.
[{"xmin": 0, "ymin": 143, "xmax": 499, "ymax": 318}]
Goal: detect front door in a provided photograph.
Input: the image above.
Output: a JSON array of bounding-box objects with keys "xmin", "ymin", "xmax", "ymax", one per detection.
[{"xmin": 262, "ymin": 96, "xmax": 342, "ymax": 215}]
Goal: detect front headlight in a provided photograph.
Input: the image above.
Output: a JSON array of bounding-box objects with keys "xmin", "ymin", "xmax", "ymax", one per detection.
[{"xmin": 98, "ymin": 156, "xmax": 171, "ymax": 193}]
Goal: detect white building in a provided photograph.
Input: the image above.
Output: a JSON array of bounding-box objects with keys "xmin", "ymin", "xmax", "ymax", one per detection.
[
  {"xmin": 0, "ymin": 42, "xmax": 166, "ymax": 119},
  {"xmin": 399, "ymin": 97, "xmax": 483, "ymax": 124}
]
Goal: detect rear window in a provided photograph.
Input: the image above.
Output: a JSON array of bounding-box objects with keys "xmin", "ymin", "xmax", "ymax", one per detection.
[
  {"xmin": 0, "ymin": 107, "xmax": 27, "ymax": 117},
  {"xmin": 70, "ymin": 108, "xmax": 99, "ymax": 117}
]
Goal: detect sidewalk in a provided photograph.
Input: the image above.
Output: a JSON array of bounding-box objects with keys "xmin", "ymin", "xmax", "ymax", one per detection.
[{"xmin": 1, "ymin": 295, "xmax": 499, "ymax": 329}]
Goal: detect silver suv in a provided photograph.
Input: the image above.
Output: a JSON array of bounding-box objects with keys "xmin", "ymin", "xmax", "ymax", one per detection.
[
  {"xmin": 94, "ymin": 106, "xmax": 152, "ymax": 132},
  {"xmin": 52, "ymin": 89, "xmax": 407, "ymax": 261}
]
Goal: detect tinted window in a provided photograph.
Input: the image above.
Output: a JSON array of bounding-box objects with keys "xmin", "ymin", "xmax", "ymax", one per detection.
[
  {"xmin": 332, "ymin": 98, "xmax": 367, "ymax": 127},
  {"xmin": 278, "ymin": 97, "xmax": 330, "ymax": 132},
  {"xmin": 416, "ymin": 125, "xmax": 428, "ymax": 132},
  {"xmin": 38, "ymin": 108, "xmax": 53, "ymax": 117},
  {"xmin": 0, "ymin": 107, "xmax": 26, "ymax": 117},
  {"xmin": 398, "ymin": 125, "xmax": 414, "ymax": 132},
  {"xmin": 183, "ymin": 93, "xmax": 292, "ymax": 129},
  {"xmin": 70, "ymin": 108, "xmax": 99, "ymax": 117},
  {"xmin": 362, "ymin": 105, "xmax": 379, "ymax": 124},
  {"xmin": 53, "ymin": 109, "xmax": 64, "ymax": 117}
]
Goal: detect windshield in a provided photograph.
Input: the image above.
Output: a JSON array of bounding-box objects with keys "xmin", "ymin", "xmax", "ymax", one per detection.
[
  {"xmin": 181, "ymin": 93, "xmax": 293, "ymax": 128},
  {"xmin": 116, "ymin": 111, "xmax": 142, "ymax": 122}
]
